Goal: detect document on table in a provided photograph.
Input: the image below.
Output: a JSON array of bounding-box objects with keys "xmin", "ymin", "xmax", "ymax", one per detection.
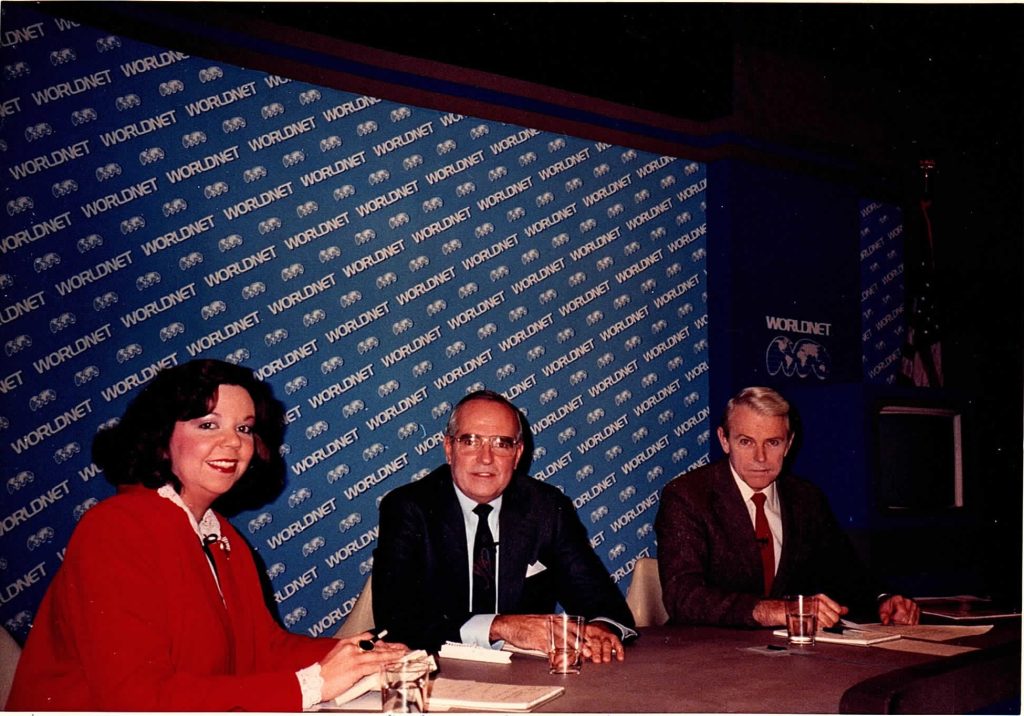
[
  {"xmin": 771, "ymin": 626, "xmax": 900, "ymax": 646},
  {"xmin": 440, "ymin": 641, "xmax": 512, "ymax": 663},
  {"xmin": 868, "ymin": 623, "xmax": 994, "ymax": 642},
  {"xmin": 428, "ymin": 678, "xmax": 565, "ymax": 712},
  {"xmin": 842, "ymin": 622, "xmax": 991, "ymax": 657},
  {"xmin": 309, "ymin": 691, "xmax": 380, "ymax": 712},
  {"xmin": 914, "ymin": 595, "xmax": 1022, "ymax": 621},
  {"xmin": 772, "ymin": 620, "xmax": 902, "ymax": 646},
  {"xmin": 871, "ymin": 638, "xmax": 979, "ymax": 657},
  {"xmin": 501, "ymin": 643, "xmax": 548, "ymax": 659},
  {"xmin": 774, "ymin": 619, "xmax": 993, "ymax": 646},
  {"xmin": 438, "ymin": 641, "xmax": 550, "ymax": 662}
]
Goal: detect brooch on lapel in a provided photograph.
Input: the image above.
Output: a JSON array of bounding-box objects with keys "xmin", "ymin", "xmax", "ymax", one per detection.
[{"xmin": 203, "ymin": 533, "xmax": 231, "ymax": 555}]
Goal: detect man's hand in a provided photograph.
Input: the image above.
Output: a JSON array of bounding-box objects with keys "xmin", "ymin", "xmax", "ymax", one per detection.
[
  {"xmin": 489, "ymin": 614, "xmax": 550, "ymax": 652},
  {"xmin": 878, "ymin": 594, "xmax": 920, "ymax": 625},
  {"xmin": 582, "ymin": 621, "xmax": 625, "ymax": 663},
  {"xmin": 811, "ymin": 593, "xmax": 848, "ymax": 628},
  {"xmin": 490, "ymin": 615, "xmax": 624, "ymax": 664},
  {"xmin": 752, "ymin": 599, "xmax": 787, "ymax": 626},
  {"xmin": 752, "ymin": 593, "xmax": 848, "ymax": 628}
]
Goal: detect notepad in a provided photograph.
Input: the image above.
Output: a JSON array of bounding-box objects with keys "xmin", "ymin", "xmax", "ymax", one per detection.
[
  {"xmin": 501, "ymin": 643, "xmax": 548, "ymax": 659},
  {"xmin": 439, "ymin": 641, "xmax": 512, "ymax": 663},
  {"xmin": 428, "ymin": 678, "xmax": 564, "ymax": 712},
  {"xmin": 772, "ymin": 627, "xmax": 901, "ymax": 646}
]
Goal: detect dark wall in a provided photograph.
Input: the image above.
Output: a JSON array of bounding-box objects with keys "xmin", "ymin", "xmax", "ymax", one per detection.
[
  {"xmin": 706, "ymin": 157, "xmax": 1019, "ymax": 602},
  {"xmin": 707, "ymin": 160, "xmax": 863, "ymax": 390}
]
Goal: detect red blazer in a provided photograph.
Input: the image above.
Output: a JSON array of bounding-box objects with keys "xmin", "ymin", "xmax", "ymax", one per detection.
[{"xmin": 7, "ymin": 486, "xmax": 333, "ymax": 711}]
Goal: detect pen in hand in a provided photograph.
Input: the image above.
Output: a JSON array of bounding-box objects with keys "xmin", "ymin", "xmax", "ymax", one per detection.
[
  {"xmin": 358, "ymin": 628, "xmax": 389, "ymax": 651},
  {"xmin": 823, "ymin": 620, "xmax": 846, "ymax": 635}
]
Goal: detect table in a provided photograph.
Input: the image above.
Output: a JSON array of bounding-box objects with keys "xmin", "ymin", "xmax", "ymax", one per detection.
[{"xmin": 431, "ymin": 622, "xmax": 1021, "ymax": 713}]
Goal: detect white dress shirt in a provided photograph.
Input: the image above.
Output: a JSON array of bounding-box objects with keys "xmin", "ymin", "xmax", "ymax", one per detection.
[
  {"xmin": 730, "ymin": 467, "xmax": 783, "ymax": 575},
  {"xmin": 453, "ymin": 484, "xmax": 502, "ymax": 646}
]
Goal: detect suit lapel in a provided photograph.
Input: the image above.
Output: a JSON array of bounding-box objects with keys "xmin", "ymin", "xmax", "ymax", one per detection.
[
  {"xmin": 433, "ymin": 471, "xmax": 473, "ymax": 612},
  {"xmin": 711, "ymin": 463, "xmax": 763, "ymax": 588},
  {"xmin": 771, "ymin": 475, "xmax": 798, "ymax": 596},
  {"xmin": 495, "ymin": 476, "xmax": 532, "ymax": 612}
]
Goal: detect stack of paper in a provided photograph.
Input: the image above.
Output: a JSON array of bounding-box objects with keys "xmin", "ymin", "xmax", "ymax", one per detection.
[
  {"xmin": 428, "ymin": 678, "xmax": 564, "ymax": 712},
  {"xmin": 772, "ymin": 625, "xmax": 901, "ymax": 646},
  {"xmin": 501, "ymin": 643, "xmax": 548, "ymax": 659},
  {"xmin": 439, "ymin": 641, "xmax": 512, "ymax": 664}
]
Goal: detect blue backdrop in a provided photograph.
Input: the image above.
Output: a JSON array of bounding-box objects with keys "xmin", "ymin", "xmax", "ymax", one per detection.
[{"xmin": 1, "ymin": 6, "xmax": 712, "ymax": 640}]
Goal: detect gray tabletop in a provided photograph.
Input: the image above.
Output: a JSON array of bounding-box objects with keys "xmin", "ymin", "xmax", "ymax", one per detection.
[{"xmin": 430, "ymin": 623, "xmax": 1020, "ymax": 713}]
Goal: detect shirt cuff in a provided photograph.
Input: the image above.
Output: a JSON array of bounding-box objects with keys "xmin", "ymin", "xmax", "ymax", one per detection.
[
  {"xmin": 297, "ymin": 662, "xmax": 325, "ymax": 709},
  {"xmin": 459, "ymin": 614, "xmax": 501, "ymax": 648},
  {"xmin": 589, "ymin": 616, "xmax": 638, "ymax": 642}
]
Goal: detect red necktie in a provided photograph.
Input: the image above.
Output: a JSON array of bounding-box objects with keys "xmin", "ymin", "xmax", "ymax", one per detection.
[{"xmin": 751, "ymin": 492, "xmax": 774, "ymax": 596}]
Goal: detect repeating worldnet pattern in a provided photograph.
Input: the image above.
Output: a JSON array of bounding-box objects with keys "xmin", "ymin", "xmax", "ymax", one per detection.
[
  {"xmin": 859, "ymin": 200, "xmax": 906, "ymax": 385},
  {"xmin": 0, "ymin": 5, "xmax": 711, "ymax": 640}
]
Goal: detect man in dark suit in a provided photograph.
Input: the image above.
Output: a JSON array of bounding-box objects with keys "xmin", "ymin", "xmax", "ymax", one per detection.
[
  {"xmin": 373, "ymin": 390, "xmax": 636, "ymax": 661},
  {"xmin": 655, "ymin": 386, "xmax": 919, "ymax": 628}
]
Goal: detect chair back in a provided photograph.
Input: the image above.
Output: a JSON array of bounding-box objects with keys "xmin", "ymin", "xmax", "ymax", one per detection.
[
  {"xmin": 0, "ymin": 627, "xmax": 21, "ymax": 708},
  {"xmin": 625, "ymin": 557, "xmax": 669, "ymax": 627},
  {"xmin": 334, "ymin": 574, "xmax": 375, "ymax": 638}
]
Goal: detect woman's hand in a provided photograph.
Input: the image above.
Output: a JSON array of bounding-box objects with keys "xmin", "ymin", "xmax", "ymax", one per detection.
[{"xmin": 318, "ymin": 632, "xmax": 410, "ymax": 702}]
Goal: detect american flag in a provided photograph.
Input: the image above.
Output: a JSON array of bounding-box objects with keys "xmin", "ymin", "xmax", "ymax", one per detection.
[{"xmin": 900, "ymin": 161, "xmax": 944, "ymax": 387}]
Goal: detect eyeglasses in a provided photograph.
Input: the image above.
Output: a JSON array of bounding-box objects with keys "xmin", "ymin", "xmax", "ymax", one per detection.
[{"xmin": 450, "ymin": 434, "xmax": 520, "ymax": 455}]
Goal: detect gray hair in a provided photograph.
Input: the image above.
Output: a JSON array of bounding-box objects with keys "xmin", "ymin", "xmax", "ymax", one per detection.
[
  {"xmin": 720, "ymin": 386, "xmax": 791, "ymax": 437},
  {"xmin": 445, "ymin": 389, "xmax": 523, "ymax": 440}
]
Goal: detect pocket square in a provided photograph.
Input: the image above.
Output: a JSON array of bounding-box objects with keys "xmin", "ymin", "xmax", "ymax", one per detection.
[{"xmin": 525, "ymin": 561, "xmax": 547, "ymax": 578}]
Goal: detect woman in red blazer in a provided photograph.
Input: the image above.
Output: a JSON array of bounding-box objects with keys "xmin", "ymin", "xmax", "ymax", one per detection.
[{"xmin": 7, "ymin": 360, "xmax": 406, "ymax": 711}]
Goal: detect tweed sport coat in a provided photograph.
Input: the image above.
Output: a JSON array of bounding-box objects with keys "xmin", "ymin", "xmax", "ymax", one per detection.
[{"xmin": 654, "ymin": 459, "xmax": 883, "ymax": 627}]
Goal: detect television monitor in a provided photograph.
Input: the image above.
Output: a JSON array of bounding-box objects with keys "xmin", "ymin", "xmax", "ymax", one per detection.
[{"xmin": 875, "ymin": 404, "xmax": 963, "ymax": 511}]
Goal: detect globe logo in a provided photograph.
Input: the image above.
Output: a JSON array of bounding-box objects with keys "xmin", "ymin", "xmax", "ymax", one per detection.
[{"xmin": 765, "ymin": 336, "xmax": 831, "ymax": 380}]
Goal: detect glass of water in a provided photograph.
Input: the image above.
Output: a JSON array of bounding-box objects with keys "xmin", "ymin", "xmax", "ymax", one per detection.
[
  {"xmin": 784, "ymin": 595, "xmax": 818, "ymax": 646},
  {"xmin": 380, "ymin": 660, "xmax": 430, "ymax": 713}
]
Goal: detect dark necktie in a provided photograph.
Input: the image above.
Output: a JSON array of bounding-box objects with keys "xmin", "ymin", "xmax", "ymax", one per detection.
[
  {"xmin": 751, "ymin": 492, "xmax": 775, "ymax": 596},
  {"xmin": 472, "ymin": 503, "xmax": 496, "ymax": 614}
]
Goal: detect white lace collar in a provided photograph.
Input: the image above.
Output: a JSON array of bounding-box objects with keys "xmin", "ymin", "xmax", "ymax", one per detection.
[{"xmin": 157, "ymin": 484, "xmax": 228, "ymax": 549}]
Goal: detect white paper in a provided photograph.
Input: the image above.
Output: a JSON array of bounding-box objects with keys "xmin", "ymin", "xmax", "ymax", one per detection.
[
  {"xmin": 439, "ymin": 641, "xmax": 512, "ymax": 663},
  {"xmin": 428, "ymin": 677, "xmax": 564, "ymax": 712},
  {"xmin": 867, "ymin": 623, "xmax": 994, "ymax": 642},
  {"xmin": 771, "ymin": 627, "xmax": 901, "ymax": 646},
  {"xmin": 872, "ymin": 639, "xmax": 979, "ymax": 657}
]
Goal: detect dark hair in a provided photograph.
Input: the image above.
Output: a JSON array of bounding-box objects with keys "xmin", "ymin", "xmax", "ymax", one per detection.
[{"xmin": 92, "ymin": 359, "xmax": 287, "ymax": 514}]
